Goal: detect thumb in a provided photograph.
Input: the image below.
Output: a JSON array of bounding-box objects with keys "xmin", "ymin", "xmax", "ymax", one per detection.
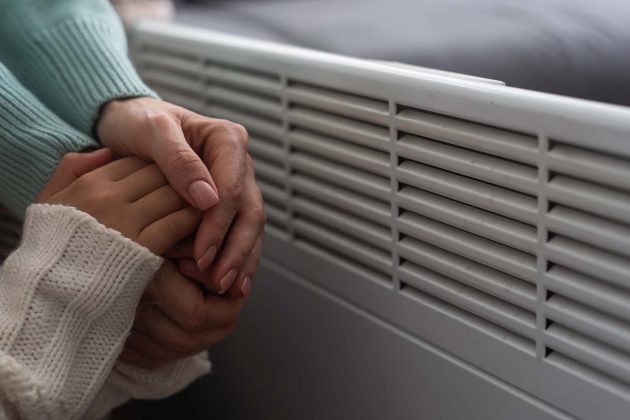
[
  {"xmin": 149, "ymin": 126, "xmax": 219, "ymax": 210},
  {"xmin": 37, "ymin": 148, "xmax": 114, "ymax": 202}
]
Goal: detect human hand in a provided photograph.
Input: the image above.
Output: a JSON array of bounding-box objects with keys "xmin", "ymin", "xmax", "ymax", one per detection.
[
  {"xmin": 37, "ymin": 150, "xmax": 201, "ymax": 255},
  {"xmin": 120, "ymin": 260, "xmax": 245, "ymax": 369},
  {"xmin": 96, "ymin": 97, "xmax": 265, "ymax": 293}
]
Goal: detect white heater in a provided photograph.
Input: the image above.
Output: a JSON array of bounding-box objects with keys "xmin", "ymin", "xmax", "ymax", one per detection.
[{"xmin": 131, "ymin": 22, "xmax": 630, "ymax": 420}]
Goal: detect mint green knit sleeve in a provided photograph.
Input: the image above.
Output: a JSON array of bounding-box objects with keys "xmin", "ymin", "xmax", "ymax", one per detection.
[
  {"xmin": 0, "ymin": 63, "xmax": 97, "ymax": 218},
  {"xmin": 0, "ymin": 0, "xmax": 157, "ymax": 135}
]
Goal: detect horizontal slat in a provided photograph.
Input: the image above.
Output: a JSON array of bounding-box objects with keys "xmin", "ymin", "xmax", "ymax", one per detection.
[
  {"xmin": 289, "ymin": 107, "xmax": 390, "ymax": 151},
  {"xmin": 291, "ymin": 175, "xmax": 391, "ymax": 226},
  {"xmin": 545, "ymin": 265, "xmax": 630, "ymax": 323},
  {"xmin": 397, "ymin": 236, "xmax": 536, "ymax": 310},
  {"xmin": 395, "ymin": 107, "xmax": 538, "ymax": 165},
  {"xmin": 397, "ymin": 160, "xmax": 538, "ymax": 225},
  {"xmin": 264, "ymin": 224, "xmax": 290, "ymax": 241},
  {"xmin": 400, "ymin": 287, "xmax": 536, "ymax": 355},
  {"xmin": 399, "ymin": 260, "xmax": 536, "ymax": 339},
  {"xmin": 207, "ymin": 106, "xmax": 284, "ymax": 139},
  {"xmin": 258, "ymin": 181, "xmax": 286, "ymax": 207},
  {"xmin": 253, "ymin": 159, "xmax": 285, "ymax": 186},
  {"xmin": 397, "ymin": 134, "xmax": 538, "ymax": 195},
  {"xmin": 293, "ymin": 197, "xmax": 391, "ymax": 249},
  {"xmin": 290, "ymin": 129, "xmax": 390, "ymax": 176},
  {"xmin": 546, "ymin": 175, "xmax": 630, "ymax": 225},
  {"xmin": 295, "ymin": 239, "xmax": 390, "ymax": 286},
  {"xmin": 206, "ymin": 64, "xmax": 281, "ymax": 96},
  {"xmin": 545, "ymin": 324, "xmax": 630, "ymax": 384},
  {"xmin": 207, "ymin": 85, "xmax": 282, "ymax": 119},
  {"xmin": 546, "ymin": 236, "xmax": 630, "ymax": 290},
  {"xmin": 264, "ymin": 203, "xmax": 289, "ymax": 228},
  {"xmin": 287, "ymin": 82, "xmax": 389, "ymax": 125},
  {"xmin": 248, "ymin": 137, "xmax": 284, "ymax": 164},
  {"xmin": 142, "ymin": 69, "xmax": 202, "ymax": 94},
  {"xmin": 546, "ymin": 143, "xmax": 630, "ymax": 193},
  {"xmin": 294, "ymin": 218, "xmax": 391, "ymax": 273},
  {"xmin": 546, "ymin": 295, "xmax": 630, "ymax": 353},
  {"xmin": 149, "ymin": 86, "xmax": 205, "ymax": 114},
  {"xmin": 546, "ymin": 205, "xmax": 630, "ymax": 258},
  {"xmin": 140, "ymin": 50, "xmax": 201, "ymax": 75},
  {"xmin": 398, "ymin": 212, "xmax": 537, "ymax": 283},
  {"xmin": 291, "ymin": 152, "xmax": 391, "ymax": 201},
  {"xmin": 397, "ymin": 186, "xmax": 537, "ymax": 254}
]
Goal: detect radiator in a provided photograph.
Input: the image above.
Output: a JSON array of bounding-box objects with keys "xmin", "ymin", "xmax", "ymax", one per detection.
[{"xmin": 130, "ymin": 21, "xmax": 630, "ymax": 420}]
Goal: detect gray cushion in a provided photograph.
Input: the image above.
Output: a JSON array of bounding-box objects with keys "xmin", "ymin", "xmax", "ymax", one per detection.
[{"xmin": 176, "ymin": 0, "xmax": 630, "ymax": 105}]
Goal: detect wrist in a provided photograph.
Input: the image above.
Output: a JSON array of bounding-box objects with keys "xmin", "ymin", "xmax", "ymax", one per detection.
[{"xmin": 96, "ymin": 96, "xmax": 153, "ymax": 146}]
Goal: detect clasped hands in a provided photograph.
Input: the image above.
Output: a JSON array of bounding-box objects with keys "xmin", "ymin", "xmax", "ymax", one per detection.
[{"xmin": 38, "ymin": 97, "xmax": 265, "ymax": 369}]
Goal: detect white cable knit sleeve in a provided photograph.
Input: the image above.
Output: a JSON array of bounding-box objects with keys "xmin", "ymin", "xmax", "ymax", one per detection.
[{"xmin": 0, "ymin": 204, "xmax": 163, "ymax": 420}]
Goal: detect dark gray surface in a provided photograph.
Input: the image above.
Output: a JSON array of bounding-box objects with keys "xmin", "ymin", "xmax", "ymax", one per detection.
[{"xmin": 175, "ymin": 0, "xmax": 630, "ymax": 106}]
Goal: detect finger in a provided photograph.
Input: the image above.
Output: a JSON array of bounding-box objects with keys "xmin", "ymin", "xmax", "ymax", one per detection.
[
  {"xmin": 137, "ymin": 206, "xmax": 201, "ymax": 255},
  {"xmin": 192, "ymin": 126, "xmax": 250, "ymax": 271},
  {"xmin": 164, "ymin": 236, "xmax": 195, "ymax": 259},
  {"xmin": 180, "ymin": 232, "xmax": 262, "ymax": 297},
  {"xmin": 147, "ymin": 116, "xmax": 219, "ymax": 210},
  {"xmin": 227, "ymin": 233, "xmax": 263, "ymax": 298},
  {"xmin": 37, "ymin": 149, "xmax": 113, "ymax": 201},
  {"xmin": 194, "ymin": 203, "xmax": 237, "ymax": 278},
  {"xmin": 117, "ymin": 163, "xmax": 168, "ymax": 202},
  {"xmin": 204, "ymin": 179, "xmax": 265, "ymax": 292},
  {"xmin": 132, "ymin": 184, "xmax": 188, "ymax": 227},
  {"xmin": 178, "ymin": 259, "xmax": 224, "ymax": 294},
  {"xmin": 178, "ymin": 259, "xmax": 211, "ymax": 285},
  {"xmin": 91, "ymin": 155, "xmax": 151, "ymax": 181},
  {"xmin": 146, "ymin": 261, "xmax": 244, "ymax": 331},
  {"xmin": 133, "ymin": 305, "xmax": 237, "ymax": 356}
]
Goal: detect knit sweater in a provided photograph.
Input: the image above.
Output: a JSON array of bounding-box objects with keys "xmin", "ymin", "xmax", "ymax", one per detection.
[
  {"xmin": 0, "ymin": 0, "xmax": 156, "ymax": 218},
  {"xmin": 0, "ymin": 204, "xmax": 210, "ymax": 420}
]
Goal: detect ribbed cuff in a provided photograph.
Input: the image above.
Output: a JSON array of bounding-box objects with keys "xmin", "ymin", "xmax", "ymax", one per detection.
[
  {"xmin": 0, "ymin": 65, "xmax": 98, "ymax": 219},
  {"xmin": 0, "ymin": 204, "xmax": 163, "ymax": 420},
  {"xmin": 19, "ymin": 18, "xmax": 158, "ymax": 135},
  {"xmin": 85, "ymin": 352, "xmax": 211, "ymax": 419}
]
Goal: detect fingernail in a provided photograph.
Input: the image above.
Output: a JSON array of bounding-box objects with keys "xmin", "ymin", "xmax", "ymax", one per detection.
[
  {"xmin": 219, "ymin": 269, "xmax": 237, "ymax": 293},
  {"xmin": 241, "ymin": 277, "xmax": 252, "ymax": 298},
  {"xmin": 197, "ymin": 246, "xmax": 217, "ymax": 271},
  {"xmin": 188, "ymin": 180, "xmax": 219, "ymax": 210}
]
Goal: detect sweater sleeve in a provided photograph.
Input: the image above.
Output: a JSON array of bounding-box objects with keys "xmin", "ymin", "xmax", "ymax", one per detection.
[
  {"xmin": 85, "ymin": 353, "xmax": 211, "ymax": 419},
  {"xmin": 0, "ymin": 63, "xmax": 98, "ymax": 219},
  {"xmin": 0, "ymin": 203, "xmax": 163, "ymax": 420},
  {"xmin": 0, "ymin": 0, "xmax": 157, "ymax": 136}
]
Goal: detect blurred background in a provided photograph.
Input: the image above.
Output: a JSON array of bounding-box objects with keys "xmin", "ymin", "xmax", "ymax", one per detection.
[{"xmin": 114, "ymin": 0, "xmax": 630, "ymax": 106}]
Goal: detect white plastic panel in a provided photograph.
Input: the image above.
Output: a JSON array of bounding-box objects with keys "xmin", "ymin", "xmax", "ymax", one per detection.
[{"xmin": 130, "ymin": 22, "xmax": 630, "ymax": 420}]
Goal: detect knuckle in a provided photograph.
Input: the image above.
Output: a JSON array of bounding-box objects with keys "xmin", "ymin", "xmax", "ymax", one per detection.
[
  {"xmin": 229, "ymin": 180, "xmax": 245, "ymax": 203},
  {"xmin": 218, "ymin": 121, "xmax": 249, "ymax": 148},
  {"xmin": 182, "ymin": 302, "xmax": 208, "ymax": 332},
  {"xmin": 172, "ymin": 334, "xmax": 201, "ymax": 355},
  {"xmin": 232, "ymin": 248, "xmax": 250, "ymax": 267},
  {"xmin": 144, "ymin": 109, "xmax": 174, "ymax": 131},
  {"xmin": 250, "ymin": 198, "xmax": 267, "ymax": 227}
]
